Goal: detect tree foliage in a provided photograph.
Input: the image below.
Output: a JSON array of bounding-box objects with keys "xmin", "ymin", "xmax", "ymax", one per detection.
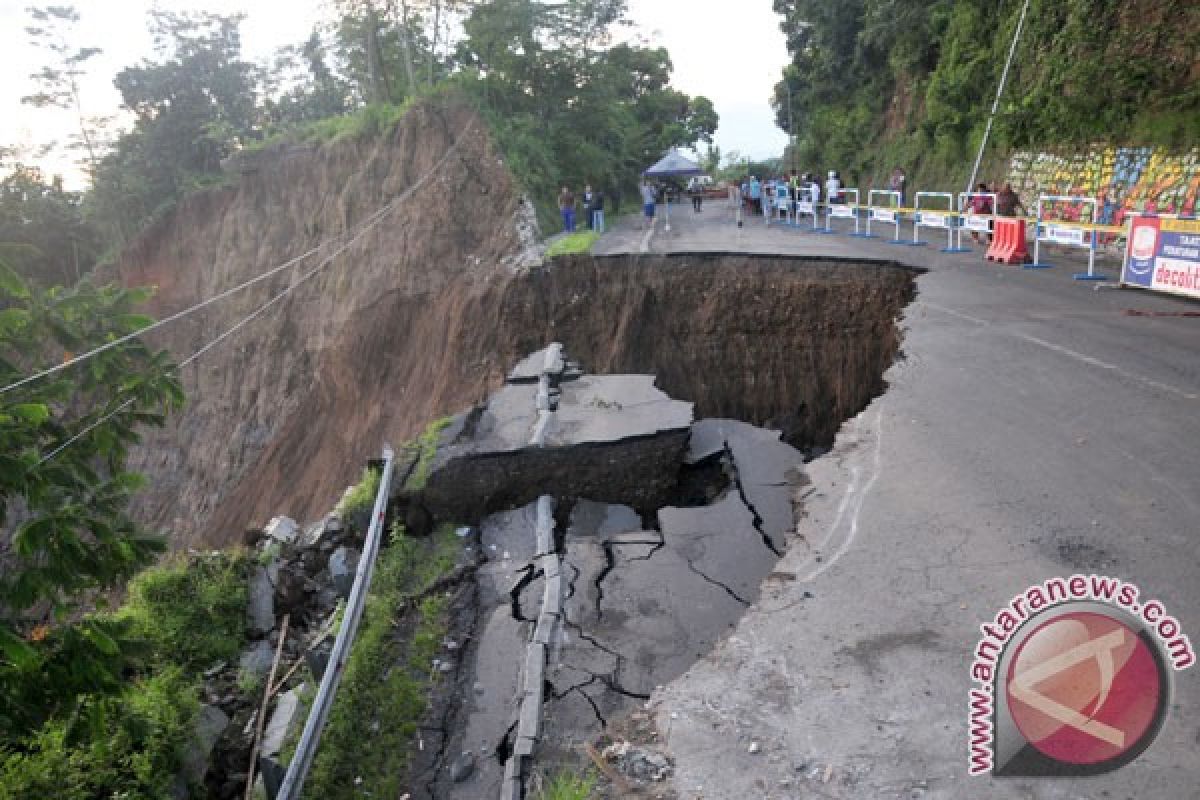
[
  {"xmin": 0, "ymin": 262, "xmax": 183, "ymax": 739},
  {"xmin": 0, "ymin": 166, "xmax": 101, "ymax": 288},
  {"xmin": 773, "ymin": 0, "xmax": 1200, "ymax": 188}
]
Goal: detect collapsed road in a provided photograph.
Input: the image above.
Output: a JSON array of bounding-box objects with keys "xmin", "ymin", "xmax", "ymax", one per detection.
[{"xmin": 403, "ymin": 343, "xmax": 842, "ymax": 799}]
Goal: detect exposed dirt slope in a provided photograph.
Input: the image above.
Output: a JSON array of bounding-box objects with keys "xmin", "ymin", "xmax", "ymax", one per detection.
[
  {"xmin": 117, "ymin": 98, "xmax": 914, "ymax": 550},
  {"xmin": 117, "ymin": 97, "xmax": 529, "ymax": 547}
]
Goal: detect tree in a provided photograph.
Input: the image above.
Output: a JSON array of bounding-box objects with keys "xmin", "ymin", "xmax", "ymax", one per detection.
[
  {"xmin": 21, "ymin": 5, "xmax": 108, "ymax": 174},
  {"xmin": 89, "ymin": 9, "xmax": 258, "ymax": 247},
  {"xmin": 0, "ymin": 165, "xmax": 102, "ymax": 287},
  {"xmin": 0, "ymin": 262, "xmax": 183, "ymax": 738}
]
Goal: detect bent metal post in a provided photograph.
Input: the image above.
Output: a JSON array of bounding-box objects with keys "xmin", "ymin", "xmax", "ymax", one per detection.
[{"xmin": 968, "ymin": 574, "xmax": 1194, "ymax": 777}]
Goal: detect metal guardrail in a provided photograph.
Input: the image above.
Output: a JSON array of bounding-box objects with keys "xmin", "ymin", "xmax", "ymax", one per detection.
[{"xmin": 276, "ymin": 444, "xmax": 396, "ymax": 800}]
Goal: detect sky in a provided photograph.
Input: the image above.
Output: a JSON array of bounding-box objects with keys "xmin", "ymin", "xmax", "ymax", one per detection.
[{"xmin": 0, "ymin": 0, "xmax": 790, "ymax": 187}]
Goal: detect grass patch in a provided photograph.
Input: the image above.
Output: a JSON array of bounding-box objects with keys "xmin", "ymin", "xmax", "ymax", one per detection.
[
  {"xmin": 538, "ymin": 769, "xmax": 597, "ymax": 800},
  {"xmin": 301, "ymin": 102, "xmax": 413, "ymax": 146},
  {"xmin": 336, "ymin": 465, "xmax": 381, "ymax": 516},
  {"xmin": 118, "ymin": 551, "xmax": 250, "ymax": 671},
  {"xmin": 405, "ymin": 416, "xmax": 453, "ymax": 491},
  {"xmin": 545, "ymin": 231, "xmax": 600, "ymax": 258},
  {"xmin": 301, "ymin": 523, "xmax": 460, "ymax": 800},
  {"xmin": 0, "ymin": 553, "xmax": 250, "ymax": 800}
]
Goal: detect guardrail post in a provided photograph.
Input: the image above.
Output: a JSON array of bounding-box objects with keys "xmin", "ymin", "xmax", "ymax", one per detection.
[
  {"xmin": 1024, "ymin": 195, "xmax": 1105, "ymax": 279},
  {"xmin": 870, "ymin": 189, "xmax": 904, "ymax": 244}
]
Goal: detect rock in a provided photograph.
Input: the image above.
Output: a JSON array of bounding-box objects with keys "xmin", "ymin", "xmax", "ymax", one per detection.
[
  {"xmin": 180, "ymin": 704, "xmax": 229, "ymax": 784},
  {"xmin": 316, "ymin": 586, "xmax": 339, "ymax": 611},
  {"xmin": 246, "ymin": 567, "xmax": 275, "ymax": 636},
  {"xmin": 272, "ymin": 562, "xmax": 309, "ymax": 614},
  {"xmin": 203, "ymin": 661, "xmax": 228, "ymax": 679},
  {"xmin": 603, "ymin": 741, "xmax": 672, "ymax": 783},
  {"xmin": 298, "ymin": 513, "xmax": 343, "ymax": 549},
  {"xmin": 305, "ymin": 644, "xmax": 331, "ymax": 681},
  {"xmin": 450, "ymin": 751, "xmax": 476, "ymax": 782},
  {"xmin": 261, "ymin": 686, "xmax": 305, "ymax": 758},
  {"xmin": 264, "ymin": 516, "xmax": 299, "ymax": 545},
  {"xmin": 328, "ymin": 546, "xmax": 361, "ymax": 598},
  {"xmin": 258, "ymin": 756, "xmax": 287, "ymax": 800},
  {"xmin": 238, "ymin": 640, "xmax": 275, "ymax": 681}
]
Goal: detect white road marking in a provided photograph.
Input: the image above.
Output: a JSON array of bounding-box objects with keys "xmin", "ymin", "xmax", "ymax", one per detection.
[
  {"xmin": 795, "ymin": 408, "xmax": 885, "ymax": 583},
  {"xmin": 639, "ymin": 218, "xmax": 655, "ymax": 253}
]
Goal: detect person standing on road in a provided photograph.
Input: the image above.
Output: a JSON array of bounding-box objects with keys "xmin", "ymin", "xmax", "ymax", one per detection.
[
  {"xmin": 640, "ymin": 180, "xmax": 657, "ymax": 230},
  {"xmin": 996, "ymin": 183, "xmax": 1028, "ymax": 218},
  {"xmin": 825, "ymin": 170, "xmax": 842, "ymax": 205},
  {"xmin": 558, "ymin": 186, "xmax": 576, "ymax": 232},
  {"xmin": 582, "ymin": 184, "xmax": 596, "ymax": 229},
  {"xmin": 749, "ymin": 176, "xmax": 762, "ymax": 215},
  {"xmin": 890, "ymin": 167, "xmax": 907, "ymax": 206},
  {"xmin": 689, "ymin": 179, "xmax": 704, "ymax": 213},
  {"xmin": 588, "ymin": 188, "xmax": 605, "ymax": 232},
  {"xmin": 967, "ymin": 182, "xmax": 994, "ymax": 244},
  {"xmin": 728, "ymin": 181, "xmax": 743, "ymax": 228}
]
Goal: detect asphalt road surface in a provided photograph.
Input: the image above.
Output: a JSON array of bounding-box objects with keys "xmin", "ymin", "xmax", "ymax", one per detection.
[{"xmin": 598, "ymin": 201, "xmax": 1200, "ymax": 799}]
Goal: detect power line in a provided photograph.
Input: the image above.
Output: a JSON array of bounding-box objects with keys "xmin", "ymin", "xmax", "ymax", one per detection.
[
  {"xmin": 33, "ymin": 123, "xmax": 474, "ymax": 465},
  {"xmin": 2, "ymin": 122, "xmax": 472, "ymax": 398}
]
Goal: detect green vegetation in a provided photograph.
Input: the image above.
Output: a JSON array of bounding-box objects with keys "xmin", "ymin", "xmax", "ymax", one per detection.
[
  {"xmin": 773, "ymin": 1, "xmax": 1200, "ymax": 188},
  {"xmin": 119, "ymin": 553, "xmax": 250, "ymax": 671},
  {"xmin": 336, "ymin": 465, "xmax": 382, "ymax": 516},
  {"xmin": 2, "ymin": 1, "xmax": 719, "ymax": 278},
  {"xmin": 405, "ymin": 416, "xmax": 453, "ymax": 491},
  {"xmin": 538, "ymin": 769, "xmax": 597, "ymax": 800},
  {"xmin": 546, "ymin": 231, "xmax": 601, "ymax": 258},
  {"xmin": 0, "ymin": 552, "xmax": 251, "ymax": 800},
  {"xmin": 302, "ymin": 523, "xmax": 460, "ymax": 800},
  {"xmin": 0, "ymin": 262, "xmax": 183, "ymax": 739}
]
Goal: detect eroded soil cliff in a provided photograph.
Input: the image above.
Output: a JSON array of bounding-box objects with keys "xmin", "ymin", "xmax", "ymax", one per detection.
[{"xmin": 117, "ymin": 98, "xmax": 915, "ymax": 549}]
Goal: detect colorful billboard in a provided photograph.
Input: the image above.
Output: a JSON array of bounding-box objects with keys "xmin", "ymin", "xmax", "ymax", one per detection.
[{"xmin": 1122, "ymin": 216, "xmax": 1200, "ymax": 299}]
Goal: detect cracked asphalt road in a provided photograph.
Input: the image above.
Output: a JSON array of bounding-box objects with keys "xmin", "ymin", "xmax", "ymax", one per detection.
[{"xmin": 600, "ymin": 203, "xmax": 1200, "ymax": 799}]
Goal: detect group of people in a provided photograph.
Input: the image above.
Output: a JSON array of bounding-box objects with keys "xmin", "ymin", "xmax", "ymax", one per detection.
[
  {"xmin": 731, "ymin": 170, "xmax": 851, "ymax": 220},
  {"xmin": 557, "ymin": 185, "xmax": 609, "ymax": 233},
  {"xmin": 563, "ymin": 170, "xmax": 1031, "ymax": 239},
  {"xmin": 964, "ymin": 181, "xmax": 1029, "ymax": 242}
]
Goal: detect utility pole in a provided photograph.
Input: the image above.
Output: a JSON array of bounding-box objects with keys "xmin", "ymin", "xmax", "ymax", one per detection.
[
  {"xmin": 967, "ymin": 0, "xmax": 1031, "ymax": 193},
  {"xmin": 786, "ymin": 80, "xmax": 796, "ymax": 174}
]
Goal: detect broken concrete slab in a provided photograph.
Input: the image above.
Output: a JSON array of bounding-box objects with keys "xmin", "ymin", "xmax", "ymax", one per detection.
[
  {"xmin": 480, "ymin": 502, "xmax": 540, "ymax": 565},
  {"xmin": 261, "ymin": 686, "xmax": 304, "ymax": 758},
  {"xmin": 424, "ymin": 362, "xmax": 692, "ymax": 521},
  {"xmin": 545, "ymin": 375, "xmax": 692, "ymax": 447},
  {"xmin": 658, "ymin": 492, "xmax": 778, "ymax": 603},
  {"xmin": 442, "ymin": 607, "xmax": 525, "ymax": 800},
  {"xmin": 568, "ymin": 500, "xmax": 642, "ymax": 539}
]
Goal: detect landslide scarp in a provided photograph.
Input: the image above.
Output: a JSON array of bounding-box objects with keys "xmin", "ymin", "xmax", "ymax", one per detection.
[{"xmin": 114, "ymin": 96, "xmax": 916, "ymax": 550}]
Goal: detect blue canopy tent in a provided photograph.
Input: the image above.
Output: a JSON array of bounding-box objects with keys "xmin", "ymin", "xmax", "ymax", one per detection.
[{"xmin": 643, "ymin": 149, "xmax": 703, "ymax": 231}]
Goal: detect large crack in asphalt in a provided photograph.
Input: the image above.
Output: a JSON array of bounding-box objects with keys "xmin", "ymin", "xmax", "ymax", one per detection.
[
  {"xmin": 683, "ymin": 557, "xmax": 752, "ymax": 606},
  {"xmin": 593, "ymin": 533, "xmax": 663, "ymax": 619},
  {"xmin": 723, "ymin": 440, "xmax": 784, "ymax": 558}
]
